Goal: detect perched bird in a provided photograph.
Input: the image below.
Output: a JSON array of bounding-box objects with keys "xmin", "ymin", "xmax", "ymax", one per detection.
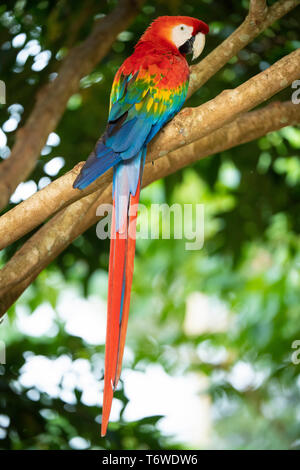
[{"xmin": 73, "ymin": 15, "xmax": 209, "ymax": 436}]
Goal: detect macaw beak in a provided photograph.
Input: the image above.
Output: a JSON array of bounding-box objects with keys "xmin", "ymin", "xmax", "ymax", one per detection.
[
  {"xmin": 178, "ymin": 32, "xmax": 206, "ymax": 61},
  {"xmin": 191, "ymin": 32, "xmax": 206, "ymax": 61}
]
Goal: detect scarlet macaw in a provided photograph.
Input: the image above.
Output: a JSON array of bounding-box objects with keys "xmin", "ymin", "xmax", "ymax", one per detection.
[{"xmin": 73, "ymin": 16, "xmax": 209, "ymax": 436}]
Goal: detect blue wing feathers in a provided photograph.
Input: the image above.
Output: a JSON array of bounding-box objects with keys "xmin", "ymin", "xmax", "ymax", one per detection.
[
  {"xmin": 73, "ymin": 141, "xmax": 122, "ymax": 190},
  {"xmin": 73, "ymin": 68, "xmax": 188, "ymax": 194}
]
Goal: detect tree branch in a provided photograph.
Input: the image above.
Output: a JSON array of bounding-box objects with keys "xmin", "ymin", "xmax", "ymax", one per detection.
[
  {"xmin": 152, "ymin": 101, "xmax": 300, "ymax": 179},
  {"xmin": 187, "ymin": 0, "xmax": 299, "ymax": 98},
  {"xmin": 249, "ymin": 0, "xmax": 268, "ymax": 23},
  {"xmin": 0, "ymin": 0, "xmax": 143, "ymax": 210},
  {"xmin": 0, "ymin": 48, "xmax": 299, "ymax": 250},
  {"xmin": 148, "ymin": 49, "xmax": 300, "ymax": 161},
  {"xmin": 1, "ymin": 99, "xmax": 299, "ymax": 315}
]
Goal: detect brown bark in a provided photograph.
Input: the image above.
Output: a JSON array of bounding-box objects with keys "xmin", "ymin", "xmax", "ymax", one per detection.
[
  {"xmin": 187, "ymin": 0, "xmax": 300, "ymax": 97},
  {"xmin": 147, "ymin": 49, "xmax": 300, "ymax": 162}
]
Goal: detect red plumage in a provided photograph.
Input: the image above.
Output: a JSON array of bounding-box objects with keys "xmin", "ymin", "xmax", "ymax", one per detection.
[{"xmin": 98, "ymin": 15, "xmax": 209, "ymax": 437}]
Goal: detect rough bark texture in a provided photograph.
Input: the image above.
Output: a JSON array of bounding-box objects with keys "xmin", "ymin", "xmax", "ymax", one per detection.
[
  {"xmin": 148, "ymin": 49, "xmax": 300, "ymax": 161},
  {"xmin": 187, "ymin": 0, "xmax": 300, "ymax": 97}
]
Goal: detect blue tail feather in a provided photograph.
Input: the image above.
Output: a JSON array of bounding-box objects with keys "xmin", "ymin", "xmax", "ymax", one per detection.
[{"xmin": 73, "ymin": 140, "xmax": 122, "ymax": 190}]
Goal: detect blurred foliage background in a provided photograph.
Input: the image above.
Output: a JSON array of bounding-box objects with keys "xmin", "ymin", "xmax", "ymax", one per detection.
[{"xmin": 0, "ymin": 0, "xmax": 300, "ymax": 450}]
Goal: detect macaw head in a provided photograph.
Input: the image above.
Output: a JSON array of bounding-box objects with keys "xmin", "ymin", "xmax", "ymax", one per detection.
[{"xmin": 140, "ymin": 16, "xmax": 209, "ymax": 61}]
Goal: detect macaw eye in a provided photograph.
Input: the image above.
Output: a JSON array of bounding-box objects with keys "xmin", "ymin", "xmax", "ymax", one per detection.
[{"xmin": 180, "ymin": 26, "xmax": 185, "ymax": 31}]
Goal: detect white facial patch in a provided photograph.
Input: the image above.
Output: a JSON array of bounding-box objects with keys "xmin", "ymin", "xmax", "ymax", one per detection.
[
  {"xmin": 171, "ymin": 24, "xmax": 193, "ymax": 49},
  {"xmin": 192, "ymin": 32, "xmax": 206, "ymax": 60}
]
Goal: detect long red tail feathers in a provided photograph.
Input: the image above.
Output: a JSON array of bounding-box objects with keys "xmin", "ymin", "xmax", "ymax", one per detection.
[{"xmin": 101, "ymin": 183, "xmax": 140, "ymax": 437}]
